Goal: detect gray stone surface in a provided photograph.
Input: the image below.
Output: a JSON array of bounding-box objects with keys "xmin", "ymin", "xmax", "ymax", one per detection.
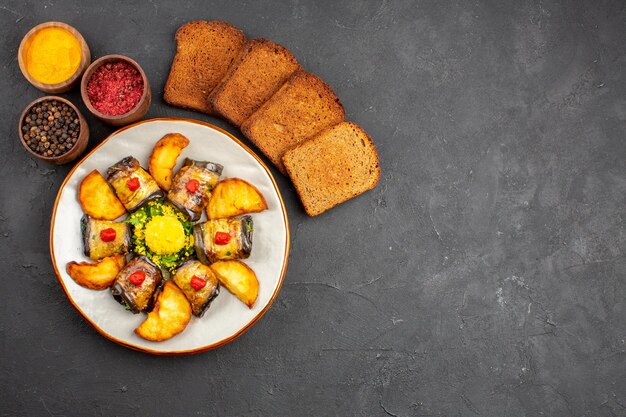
[{"xmin": 1, "ymin": 0, "xmax": 624, "ymax": 416}]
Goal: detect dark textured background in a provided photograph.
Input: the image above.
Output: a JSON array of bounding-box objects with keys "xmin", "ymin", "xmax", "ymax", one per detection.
[{"xmin": 1, "ymin": 0, "xmax": 625, "ymax": 416}]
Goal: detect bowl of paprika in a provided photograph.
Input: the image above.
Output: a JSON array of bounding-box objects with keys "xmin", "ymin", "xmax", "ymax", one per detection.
[
  {"xmin": 18, "ymin": 22, "xmax": 91, "ymax": 94},
  {"xmin": 80, "ymin": 54, "xmax": 152, "ymax": 127}
]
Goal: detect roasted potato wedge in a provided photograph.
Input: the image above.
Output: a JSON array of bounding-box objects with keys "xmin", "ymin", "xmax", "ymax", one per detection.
[
  {"xmin": 148, "ymin": 133, "xmax": 190, "ymax": 191},
  {"xmin": 79, "ymin": 170, "xmax": 126, "ymax": 220},
  {"xmin": 210, "ymin": 260, "xmax": 259, "ymax": 308},
  {"xmin": 206, "ymin": 178, "xmax": 268, "ymax": 220},
  {"xmin": 66, "ymin": 254, "xmax": 126, "ymax": 290},
  {"xmin": 135, "ymin": 281, "xmax": 192, "ymax": 342}
]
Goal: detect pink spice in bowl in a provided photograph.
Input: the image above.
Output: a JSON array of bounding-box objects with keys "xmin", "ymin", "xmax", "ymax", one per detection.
[
  {"xmin": 87, "ymin": 61, "xmax": 143, "ymax": 116},
  {"xmin": 80, "ymin": 54, "xmax": 151, "ymax": 126}
]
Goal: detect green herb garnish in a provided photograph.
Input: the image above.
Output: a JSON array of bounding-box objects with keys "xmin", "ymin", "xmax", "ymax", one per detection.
[
  {"xmin": 182, "ymin": 220, "xmax": 194, "ymax": 235},
  {"xmin": 124, "ymin": 200, "xmax": 194, "ymax": 271}
]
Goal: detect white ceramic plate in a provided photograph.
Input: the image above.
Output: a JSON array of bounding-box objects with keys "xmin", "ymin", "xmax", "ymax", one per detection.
[{"xmin": 50, "ymin": 118, "xmax": 289, "ymax": 354}]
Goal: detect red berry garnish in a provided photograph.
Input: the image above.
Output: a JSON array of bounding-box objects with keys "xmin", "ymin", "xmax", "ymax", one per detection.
[
  {"xmin": 129, "ymin": 270, "xmax": 146, "ymax": 286},
  {"xmin": 100, "ymin": 228, "xmax": 116, "ymax": 242},
  {"xmin": 190, "ymin": 275, "xmax": 207, "ymax": 290}
]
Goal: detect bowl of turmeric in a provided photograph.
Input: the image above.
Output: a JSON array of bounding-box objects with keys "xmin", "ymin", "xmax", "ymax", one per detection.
[{"xmin": 18, "ymin": 22, "xmax": 91, "ymax": 94}]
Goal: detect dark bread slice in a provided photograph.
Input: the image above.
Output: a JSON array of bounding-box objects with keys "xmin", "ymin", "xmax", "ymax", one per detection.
[
  {"xmin": 240, "ymin": 70, "xmax": 345, "ymax": 173},
  {"xmin": 209, "ymin": 39, "xmax": 301, "ymax": 127},
  {"xmin": 164, "ymin": 21, "xmax": 246, "ymax": 114},
  {"xmin": 282, "ymin": 122, "xmax": 380, "ymax": 216}
]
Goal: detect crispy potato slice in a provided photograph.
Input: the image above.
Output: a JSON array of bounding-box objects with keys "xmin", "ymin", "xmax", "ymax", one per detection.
[
  {"xmin": 206, "ymin": 178, "xmax": 268, "ymax": 220},
  {"xmin": 210, "ymin": 260, "xmax": 259, "ymax": 308},
  {"xmin": 135, "ymin": 281, "xmax": 192, "ymax": 342},
  {"xmin": 79, "ymin": 170, "xmax": 126, "ymax": 220},
  {"xmin": 148, "ymin": 133, "xmax": 190, "ymax": 191},
  {"xmin": 66, "ymin": 254, "xmax": 126, "ymax": 290}
]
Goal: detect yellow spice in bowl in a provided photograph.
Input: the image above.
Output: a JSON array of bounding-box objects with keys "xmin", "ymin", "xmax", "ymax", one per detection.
[{"xmin": 24, "ymin": 27, "xmax": 81, "ymax": 84}]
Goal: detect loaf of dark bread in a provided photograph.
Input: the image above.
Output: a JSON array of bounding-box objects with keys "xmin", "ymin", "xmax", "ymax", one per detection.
[
  {"xmin": 282, "ymin": 122, "xmax": 380, "ymax": 216},
  {"xmin": 209, "ymin": 39, "xmax": 301, "ymax": 126},
  {"xmin": 240, "ymin": 70, "xmax": 345, "ymax": 173},
  {"xmin": 164, "ymin": 21, "xmax": 245, "ymax": 114}
]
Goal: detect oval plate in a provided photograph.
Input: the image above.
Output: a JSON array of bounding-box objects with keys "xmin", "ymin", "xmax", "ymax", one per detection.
[{"xmin": 50, "ymin": 118, "xmax": 289, "ymax": 354}]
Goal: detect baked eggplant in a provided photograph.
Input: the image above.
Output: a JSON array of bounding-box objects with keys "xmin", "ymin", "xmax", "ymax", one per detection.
[
  {"xmin": 172, "ymin": 260, "xmax": 220, "ymax": 317},
  {"xmin": 193, "ymin": 215, "xmax": 253, "ymax": 264},
  {"xmin": 167, "ymin": 158, "xmax": 223, "ymax": 221},
  {"xmin": 106, "ymin": 156, "xmax": 164, "ymax": 212},
  {"xmin": 111, "ymin": 256, "xmax": 163, "ymax": 313},
  {"xmin": 81, "ymin": 214, "xmax": 131, "ymax": 260}
]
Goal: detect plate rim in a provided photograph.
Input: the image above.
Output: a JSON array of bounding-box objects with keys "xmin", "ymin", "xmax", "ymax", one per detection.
[{"xmin": 49, "ymin": 117, "xmax": 290, "ymax": 355}]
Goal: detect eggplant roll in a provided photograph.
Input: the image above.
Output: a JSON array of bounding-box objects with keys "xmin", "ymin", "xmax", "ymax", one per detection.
[
  {"xmin": 81, "ymin": 214, "xmax": 131, "ymax": 260},
  {"xmin": 193, "ymin": 215, "xmax": 252, "ymax": 264},
  {"xmin": 106, "ymin": 156, "xmax": 164, "ymax": 212},
  {"xmin": 111, "ymin": 256, "xmax": 163, "ymax": 314},
  {"xmin": 172, "ymin": 260, "xmax": 220, "ymax": 317},
  {"xmin": 167, "ymin": 158, "xmax": 223, "ymax": 221}
]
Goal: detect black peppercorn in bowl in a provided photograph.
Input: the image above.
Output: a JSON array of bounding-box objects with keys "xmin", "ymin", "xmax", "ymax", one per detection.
[{"xmin": 18, "ymin": 96, "xmax": 89, "ymax": 165}]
